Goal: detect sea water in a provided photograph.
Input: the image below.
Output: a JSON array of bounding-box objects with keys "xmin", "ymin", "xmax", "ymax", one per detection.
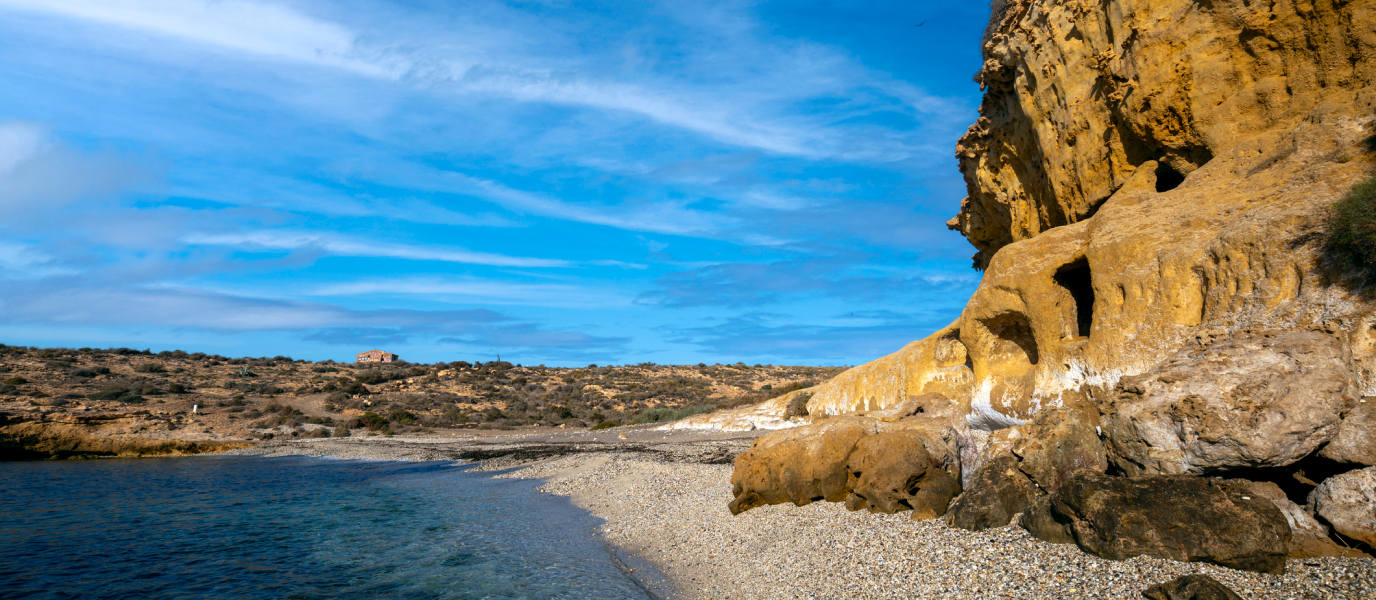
[{"xmin": 0, "ymin": 456, "xmax": 654, "ymax": 599}]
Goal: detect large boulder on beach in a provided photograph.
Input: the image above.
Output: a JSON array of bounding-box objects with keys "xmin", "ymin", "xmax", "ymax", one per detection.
[
  {"xmin": 944, "ymin": 455, "xmax": 1039, "ymax": 531},
  {"xmin": 1101, "ymin": 329, "xmax": 1354, "ymax": 476},
  {"xmin": 1142, "ymin": 574, "xmax": 1244, "ymax": 600},
  {"xmin": 1011, "ymin": 406, "xmax": 1107, "ymax": 493},
  {"xmin": 844, "ymin": 429, "xmax": 960, "ymax": 519},
  {"xmin": 1320, "ymin": 400, "xmax": 1376, "ymax": 466},
  {"xmin": 1048, "ymin": 472, "xmax": 1291, "ymax": 573},
  {"xmin": 1310, "ymin": 467, "xmax": 1376, "ymax": 548},
  {"xmin": 728, "ymin": 416, "xmax": 877, "ymax": 515}
]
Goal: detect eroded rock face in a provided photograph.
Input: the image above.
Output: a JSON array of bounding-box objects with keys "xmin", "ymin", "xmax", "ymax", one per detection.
[
  {"xmin": 728, "ymin": 417, "xmax": 877, "ymax": 515},
  {"xmin": 1311, "ymin": 467, "xmax": 1376, "ymax": 548},
  {"xmin": 844, "ymin": 430, "xmax": 960, "ymax": 518},
  {"xmin": 1142, "ymin": 574, "xmax": 1244, "ymax": 600},
  {"xmin": 1102, "ymin": 330, "xmax": 1354, "ymax": 476},
  {"xmin": 951, "ymin": 0, "xmax": 1376, "ymax": 266},
  {"xmin": 1049, "ymin": 473, "xmax": 1291, "ymax": 573},
  {"xmin": 1321, "ymin": 400, "xmax": 1376, "ymax": 466}
]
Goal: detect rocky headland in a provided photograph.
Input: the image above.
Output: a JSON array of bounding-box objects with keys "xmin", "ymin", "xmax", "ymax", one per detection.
[{"xmin": 670, "ymin": 0, "xmax": 1376, "ymax": 587}]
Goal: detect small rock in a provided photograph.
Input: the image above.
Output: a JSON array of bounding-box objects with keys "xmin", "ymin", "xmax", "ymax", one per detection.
[{"xmin": 1141, "ymin": 574, "xmax": 1244, "ymax": 600}]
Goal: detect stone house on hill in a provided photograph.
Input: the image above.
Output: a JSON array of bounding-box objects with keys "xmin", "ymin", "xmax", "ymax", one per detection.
[{"xmin": 356, "ymin": 350, "xmax": 399, "ymax": 363}]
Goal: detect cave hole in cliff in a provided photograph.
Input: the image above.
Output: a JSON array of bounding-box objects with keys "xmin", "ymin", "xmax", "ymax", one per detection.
[
  {"xmin": 1054, "ymin": 258, "xmax": 1095, "ymax": 338},
  {"xmin": 1155, "ymin": 162, "xmax": 1186, "ymax": 193},
  {"xmin": 981, "ymin": 313, "xmax": 1039, "ymax": 367}
]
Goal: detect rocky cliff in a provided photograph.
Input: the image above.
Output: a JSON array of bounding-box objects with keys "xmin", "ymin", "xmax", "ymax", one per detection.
[{"xmin": 691, "ymin": 0, "xmax": 1376, "ymax": 572}]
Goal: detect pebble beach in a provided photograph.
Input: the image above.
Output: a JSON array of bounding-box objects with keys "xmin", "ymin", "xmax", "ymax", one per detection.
[{"xmin": 225, "ymin": 432, "xmax": 1376, "ymax": 599}]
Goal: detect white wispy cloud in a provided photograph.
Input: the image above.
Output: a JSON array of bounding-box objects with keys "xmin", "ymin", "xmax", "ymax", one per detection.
[
  {"xmin": 0, "ymin": 0, "xmax": 393, "ymax": 76},
  {"xmin": 0, "ymin": 120, "xmax": 151, "ymax": 212},
  {"xmin": 309, "ymin": 276, "xmax": 635, "ymax": 308},
  {"xmin": 184, "ymin": 231, "xmax": 571, "ymax": 268}
]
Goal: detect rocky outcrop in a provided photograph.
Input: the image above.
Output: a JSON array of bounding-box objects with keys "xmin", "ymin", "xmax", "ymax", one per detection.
[
  {"xmin": 1046, "ymin": 473, "xmax": 1292, "ymax": 573},
  {"xmin": 0, "ymin": 417, "xmax": 251, "ymax": 459},
  {"xmin": 721, "ymin": 0, "xmax": 1376, "ymax": 574},
  {"xmin": 1142, "ymin": 574, "xmax": 1244, "ymax": 600},
  {"xmin": 951, "ymin": 0, "xmax": 1376, "ymax": 267},
  {"xmin": 1102, "ymin": 329, "xmax": 1355, "ymax": 476},
  {"xmin": 1310, "ymin": 467, "xmax": 1376, "ymax": 549}
]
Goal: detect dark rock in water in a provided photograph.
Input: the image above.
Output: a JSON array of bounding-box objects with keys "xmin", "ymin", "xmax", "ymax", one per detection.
[
  {"xmin": 944, "ymin": 455, "xmax": 1039, "ymax": 530},
  {"xmin": 1321, "ymin": 400, "xmax": 1376, "ymax": 466},
  {"xmin": 1051, "ymin": 472, "xmax": 1291, "ymax": 573},
  {"xmin": 1019, "ymin": 494, "xmax": 1074, "ymax": 544},
  {"xmin": 1141, "ymin": 574, "xmax": 1244, "ymax": 600},
  {"xmin": 843, "ymin": 429, "xmax": 960, "ymax": 518},
  {"xmin": 728, "ymin": 417, "xmax": 876, "ymax": 515}
]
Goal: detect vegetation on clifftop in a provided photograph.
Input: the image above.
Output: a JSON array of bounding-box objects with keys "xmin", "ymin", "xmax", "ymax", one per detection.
[{"xmin": 0, "ymin": 345, "xmax": 843, "ymax": 439}]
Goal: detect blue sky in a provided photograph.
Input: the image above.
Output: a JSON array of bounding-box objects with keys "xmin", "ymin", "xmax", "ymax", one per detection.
[{"xmin": 0, "ymin": 0, "xmax": 990, "ymax": 366}]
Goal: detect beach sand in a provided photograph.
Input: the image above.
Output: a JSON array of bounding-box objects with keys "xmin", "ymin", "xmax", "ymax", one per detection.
[{"xmin": 225, "ymin": 431, "xmax": 1376, "ymax": 600}]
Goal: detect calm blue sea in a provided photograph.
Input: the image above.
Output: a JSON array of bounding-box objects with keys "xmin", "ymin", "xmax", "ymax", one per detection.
[{"xmin": 0, "ymin": 456, "xmax": 656, "ymax": 600}]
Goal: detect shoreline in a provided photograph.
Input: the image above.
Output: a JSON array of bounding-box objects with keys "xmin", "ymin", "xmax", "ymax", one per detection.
[{"xmin": 219, "ymin": 433, "xmax": 1376, "ymax": 599}]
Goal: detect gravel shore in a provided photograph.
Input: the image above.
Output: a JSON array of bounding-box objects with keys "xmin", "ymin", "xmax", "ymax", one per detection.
[{"xmin": 220, "ymin": 433, "xmax": 1376, "ymax": 600}]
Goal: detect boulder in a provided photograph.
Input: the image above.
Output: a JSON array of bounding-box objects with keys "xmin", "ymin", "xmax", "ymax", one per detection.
[
  {"xmin": 1243, "ymin": 480, "xmax": 1366, "ymax": 558},
  {"xmin": 843, "ymin": 430, "xmax": 960, "ymax": 519},
  {"xmin": 1102, "ymin": 330, "xmax": 1354, "ymax": 476},
  {"xmin": 1320, "ymin": 400, "xmax": 1376, "ymax": 466},
  {"xmin": 1012, "ymin": 406, "xmax": 1108, "ymax": 493},
  {"xmin": 944, "ymin": 455, "xmax": 1040, "ymax": 531},
  {"xmin": 728, "ymin": 416, "xmax": 876, "ymax": 515},
  {"xmin": 1141, "ymin": 574, "xmax": 1244, "ymax": 600},
  {"xmin": 1310, "ymin": 467, "xmax": 1376, "ymax": 548},
  {"xmin": 1050, "ymin": 473, "xmax": 1291, "ymax": 573}
]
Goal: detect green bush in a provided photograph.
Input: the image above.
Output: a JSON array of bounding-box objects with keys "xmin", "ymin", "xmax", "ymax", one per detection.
[
  {"xmin": 136, "ymin": 363, "xmax": 166, "ymax": 373},
  {"xmin": 3, "ymin": 377, "xmax": 27, "ymax": 385},
  {"xmin": 626, "ymin": 404, "xmax": 714, "ymax": 425},
  {"xmin": 387, "ymin": 408, "xmax": 417, "ymax": 424},
  {"xmin": 590, "ymin": 420, "xmax": 620, "ymax": 430},
  {"xmin": 1327, "ymin": 173, "xmax": 1376, "ymax": 269},
  {"xmin": 358, "ymin": 412, "xmax": 389, "ymax": 431}
]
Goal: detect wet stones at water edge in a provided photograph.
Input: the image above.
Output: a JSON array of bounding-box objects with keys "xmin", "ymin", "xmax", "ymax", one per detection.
[{"xmin": 1141, "ymin": 574, "xmax": 1244, "ymax": 600}]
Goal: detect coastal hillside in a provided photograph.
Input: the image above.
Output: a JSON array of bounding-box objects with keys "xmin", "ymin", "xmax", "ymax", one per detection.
[
  {"xmin": 0, "ymin": 345, "xmax": 840, "ymax": 459},
  {"xmin": 705, "ymin": 0, "xmax": 1376, "ymax": 578}
]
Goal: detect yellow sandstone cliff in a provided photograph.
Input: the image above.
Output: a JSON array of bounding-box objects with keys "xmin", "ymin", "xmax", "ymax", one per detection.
[{"xmin": 676, "ymin": 0, "xmax": 1376, "ymax": 431}]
